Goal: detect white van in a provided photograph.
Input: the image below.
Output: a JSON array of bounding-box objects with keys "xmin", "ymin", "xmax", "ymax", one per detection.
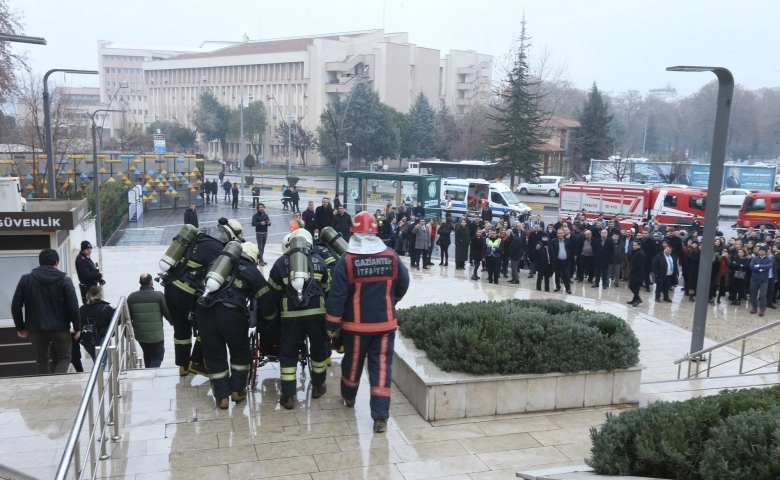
[
  {"xmin": 441, "ymin": 178, "xmax": 531, "ymax": 219},
  {"xmin": 517, "ymin": 176, "xmax": 568, "ymax": 197}
]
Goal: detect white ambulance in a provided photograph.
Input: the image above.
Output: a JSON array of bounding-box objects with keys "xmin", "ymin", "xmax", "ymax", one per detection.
[{"xmin": 440, "ymin": 178, "xmax": 531, "ymax": 219}]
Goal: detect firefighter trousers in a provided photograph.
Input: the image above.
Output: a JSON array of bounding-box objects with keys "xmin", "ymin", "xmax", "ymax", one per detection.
[
  {"xmin": 341, "ymin": 331, "xmax": 395, "ymax": 420},
  {"xmin": 196, "ymin": 304, "xmax": 251, "ymax": 400},
  {"xmin": 165, "ymin": 286, "xmax": 203, "ymax": 367},
  {"xmin": 279, "ymin": 318, "xmax": 329, "ymax": 396}
]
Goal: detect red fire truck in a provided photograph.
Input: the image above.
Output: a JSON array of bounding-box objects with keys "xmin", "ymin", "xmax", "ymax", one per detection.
[
  {"xmin": 559, "ymin": 183, "xmax": 709, "ymax": 236},
  {"xmin": 736, "ymin": 191, "xmax": 780, "ymax": 231}
]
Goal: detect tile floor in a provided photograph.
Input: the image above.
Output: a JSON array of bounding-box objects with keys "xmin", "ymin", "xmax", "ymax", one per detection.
[{"xmin": 0, "ymin": 243, "xmax": 778, "ymax": 479}]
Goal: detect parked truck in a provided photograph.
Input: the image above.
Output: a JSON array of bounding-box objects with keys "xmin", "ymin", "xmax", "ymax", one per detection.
[{"xmin": 559, "ymin": 182, "xmax": 710, "ymax": 237}]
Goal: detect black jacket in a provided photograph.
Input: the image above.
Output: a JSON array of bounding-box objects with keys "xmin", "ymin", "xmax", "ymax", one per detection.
[
  {"xmin": 75, "ymin": 254, "xmax": 102, "ymax": 287},
  {"xmin": 332, "ymin": 212, "xmax": 353, "ymax": 240},
  {"xmin": 413, "ymin": 205, "xmax": 425, "ymax": 218},
  {"xmin": 550, "ymin": 237, "xmax": 573, "ymax": 263},
  {"xmin": 506, "ymin": 234, "xmax": 524, "ymax": 261},
  {"xmin": 302, "ymin": 208, "xmax": 316, "ymax": 234},
  {"xmin": 12, "ymin": 266, "xmax": 81, "ymax": 331},
  {"xmin": 628, "ymin": 249, "xmax": 645, "ymax": 283},
  {"xmin": 223, "ymin": 181, "xmax": 232, "ymax": 192},
  {"xmin": 652, "ymin": 252, "xmax": 679, "ymax": 279},
  {"xmin": 80, "ymin": 300, "xmax": 116, "ymax": 338},
  {"xmin": 252, "ymin": 211, "xmax": 271, "ymax": 233},
  {"xmin": 184, "ymin": 209, "xmax": 199, "ymax": 228},
  {"xmin": 527, "ymin": 230, "xmax": 544, "ymax": 251},
  {"xmin": 210, "ymin": 181, "xmax": 218, "ymax": 194},
  {"xmin": 470, "ymin": 236, "xmax": 486, "ymax": 262},
  {"xmin": 641, "ymin": 238, "xmax": 657, "ymax": 267},
  {"xmin": 314, "ymin": 205, "xmax": 334, "ymax": 232}
]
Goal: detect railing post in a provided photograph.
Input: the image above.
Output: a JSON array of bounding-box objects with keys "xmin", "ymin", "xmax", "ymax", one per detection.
[
  {"xmin": 706, "ymin": 354, "xmax": 712, "ymax": 378},
  {"xmin": 110, "ymin": 344, "xmax": 121, "ymax": 441},
  {"xmin": 739, "ymin": 338, "xmax": 746, "ymax": 374},
  {"xmin": 73, "ymin": 441, "xmax": 80, "ymax": 480},
  {"xmin": 677, "ymin": 363, "xmax": 681, "ymax": 379},
  {"xmin": 87, "ymin": 395, "xmax": 96, "ymax": 478},
  {"xmin": 96, "ymin": 366, "xmax": 109, "ymax": 460}
]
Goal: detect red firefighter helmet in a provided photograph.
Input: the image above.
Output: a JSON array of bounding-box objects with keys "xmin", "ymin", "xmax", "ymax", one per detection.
[{"xmin": 351, "ymin": 211, "xmax": 379, "ymax": 234}]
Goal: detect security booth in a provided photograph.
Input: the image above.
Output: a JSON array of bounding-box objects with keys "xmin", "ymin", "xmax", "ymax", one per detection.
[
  {"xmin": 0, "ymin": 177, "xmax": 95, "ymax": 377},
  {"xmin": 339, "ymin": 171, "xmax": 442, "ymax": 221}
]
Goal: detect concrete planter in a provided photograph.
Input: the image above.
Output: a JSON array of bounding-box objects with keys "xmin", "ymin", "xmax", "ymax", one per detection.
[
  {"xmin": 516, "ymin": 465, "xmax": 665, "ymax": 479},
  {"xmin": 392, "ymin": 333, "xmax": 644, "ymax": 421}
]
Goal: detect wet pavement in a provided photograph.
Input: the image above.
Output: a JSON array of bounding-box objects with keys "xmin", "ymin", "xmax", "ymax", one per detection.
[{"xmin": 1, "ymin": 234, "xmax": 778, "ymax": 478}]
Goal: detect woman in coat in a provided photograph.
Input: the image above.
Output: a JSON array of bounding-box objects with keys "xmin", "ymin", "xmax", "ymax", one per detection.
[
  {"xmin": 685, "ymin": 241, "xmax": 700, "ymax": 301},
  {"xmin": 454, "ymin": 217, "xmax": 471, "ymax": 270},
  {"xmin": 79, "ymin": 285, "xmax": 116, "ymax": 369},
  {"xmin": 437, "ymin": 218, "xmax": 453, "ymax": 266},
  {"xmin": 729, "ymin": 248, "xmax": 750, "ymax": 305}
]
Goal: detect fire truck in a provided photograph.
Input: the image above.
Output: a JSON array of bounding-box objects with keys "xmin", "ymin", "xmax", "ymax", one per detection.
[
  {"xmin": 559, "ymin": 183, "xmax": 709, "ymax": 236},
  {"xmin": 736, "ymin": 191, "xmax": 780, "ymax": 232}
]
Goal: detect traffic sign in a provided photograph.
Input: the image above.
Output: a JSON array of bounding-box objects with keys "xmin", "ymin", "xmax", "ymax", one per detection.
[
  {"xmin": 258, "ymin": 156, "xmax": 264, "ymax": 165},
  {"xmin": 153, "ymin": 134, "xmax": 166, "ymax": 154}
]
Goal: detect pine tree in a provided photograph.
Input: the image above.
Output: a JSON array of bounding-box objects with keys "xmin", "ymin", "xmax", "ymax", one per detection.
[
  {"xmin": 408, "ymin": 92, "xmax": 439, "ymax": 158},
  {"xmin": 486, "ymin": 20, "xmax": 546, "ymax": 189},
  {"xmin": 643, "ymin": 114, "xmax": 660, "ymax": 155},
  {"xmin": 576, "ymin": 82, "xmax": 614, "ymax": 171}
]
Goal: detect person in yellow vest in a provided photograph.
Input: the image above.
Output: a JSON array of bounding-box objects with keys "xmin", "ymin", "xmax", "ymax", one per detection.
[{"xmin": 484, "ymin": 228, "xmax": 504, "ymax": 284}]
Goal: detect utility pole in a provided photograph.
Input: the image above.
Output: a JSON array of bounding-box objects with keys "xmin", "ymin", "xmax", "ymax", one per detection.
[
  {"xmin": 287, "ymin": 112, "xmax": 294, "ymax": 176},
  {"xmin": 346, "ymin": 143, "xmax": 352, "ymax": 171},
  {"xmin": 642, "ymin": 116, "xmax": 649, "ymax": 156}
]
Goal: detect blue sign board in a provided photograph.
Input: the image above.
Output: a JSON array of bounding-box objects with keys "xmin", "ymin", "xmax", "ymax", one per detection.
[
  {"xmin": 683, "ymin": 165, "xmax": 775, "ymax": 191},
  {"xmin": 259, "ymin": 156, "xmax": 265, "ymax": 165}
]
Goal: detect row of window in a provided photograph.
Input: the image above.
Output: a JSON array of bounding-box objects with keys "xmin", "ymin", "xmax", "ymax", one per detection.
[
  {"xmin": 145, "ymin": 62, "xmax": 305, "ymax": 85},
  {"xmin": 104, "ymin": 55, "xmax": 144, "ymax": 62},
  {"xmin": 106, "ymin": 68, "xmax": 142, "ymax": 75}
]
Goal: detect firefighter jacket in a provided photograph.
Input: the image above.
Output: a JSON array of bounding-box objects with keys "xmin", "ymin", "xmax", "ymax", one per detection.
[
  {"xmin": 313, "ymin": 242, "xmax": 338, "ymax": 274},
  {"xmin": 198, "ymin": 257, "xmax": 267, "ymax": 315},
  {"xmin": 325, "ymin": 248, "xmax": 410, "ymax": 335},
  {"xmin": 259, "ymin": 252, "xmax": 330, "ymax": 322},
  {"xmin": 168, "ymin": 234, "xmax": 226, "ymax": 295}
]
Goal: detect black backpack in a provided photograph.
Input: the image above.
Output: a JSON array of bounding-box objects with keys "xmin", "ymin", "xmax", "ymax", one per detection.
[{"xmin": 80, "ymin": 305, "xmax": 108, "ymax": 347}]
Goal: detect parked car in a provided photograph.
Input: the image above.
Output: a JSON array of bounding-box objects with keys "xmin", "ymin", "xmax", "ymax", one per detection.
[
  {"xmin": 516, "ymin": 176, "xmax": 568, "ymax": 197},
  {"xmin": 719, "ymin": 188, "xmax": 752, "ymax": 208}
]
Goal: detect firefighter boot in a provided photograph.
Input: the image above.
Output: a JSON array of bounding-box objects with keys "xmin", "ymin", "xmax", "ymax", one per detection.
[
  {"xmin": 215, "ymin": 397, "xmax": 229, "ymax": 410},
  {"xmin": 188, "ymin": 361, "xmax": 208, "ymax": 377},
  {"xmin": 178, "ymin": 366, "xmax": 190, "ymax": 376},
  {"xmin": 312, "ymin": 384, "xmax": 327, "ymax": 399},
  {"xmin": 232, "ymin": 389, "xmax": 248, "ymax": 403},
  {"xmin": 343, "ymin": 396, "xmax": 355, "ymax": 408},
  {"xmin": 373, "ymin": 419, "xmax": 387, "ymax": 433},
  {"xmin": 280, "ymin": 394, "xmax": 295, "ymax": 410}
]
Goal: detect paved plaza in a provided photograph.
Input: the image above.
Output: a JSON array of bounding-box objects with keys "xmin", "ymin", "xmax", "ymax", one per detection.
[{"xmin": 1, "ymin": 203, "xmax": 778, "ymax": 479}]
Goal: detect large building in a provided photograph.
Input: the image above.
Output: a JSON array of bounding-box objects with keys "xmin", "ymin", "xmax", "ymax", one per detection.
[{"xmin": 93, "ymin": 30, "xmax": 492, "ymax": 166}]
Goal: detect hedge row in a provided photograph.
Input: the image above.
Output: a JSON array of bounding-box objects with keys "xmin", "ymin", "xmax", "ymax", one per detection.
[
  {"xmin": 587, "ymin": 385, "xmax": 780, "ymax": 479},
  {"xmin": 396, "ymin": 299, "xmax": 640, "ymax": 375}
]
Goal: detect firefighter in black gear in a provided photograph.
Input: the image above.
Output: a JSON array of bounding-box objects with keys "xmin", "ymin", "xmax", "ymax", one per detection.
[
  {"xmin": 313, "ymin": 231, "xmax": 342, "ymax": 359},
  {"xmin": 159, "ymin": 218, "xmax": 244, "ymax": 376},
  {"xmin": 259, "ymin": 229, "xmax": 330, "ymax": 410},
  {"xmin": 75, "ymin": 240, "xmax": 103, "ymax": 303},
  {"xmin": 196, "ymin": 242, "xmax": 266, "ymax": 409}
]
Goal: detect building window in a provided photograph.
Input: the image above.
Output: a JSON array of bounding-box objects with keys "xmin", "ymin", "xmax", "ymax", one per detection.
[{"xmin": 105, "ymin": 67, "xmax": 109, "ymax": 73}]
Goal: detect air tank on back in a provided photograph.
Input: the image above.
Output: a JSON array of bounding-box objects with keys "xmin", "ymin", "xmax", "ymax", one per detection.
[
  {"xmin": 203, "ymin": 241, "xmax": 243, "ymax": 297},
  {"xmin": 320, "ymin": 226, "xmax": 349, "ymax": 259},
  {"xmin": 159, "ymin": 224, "xmax": 199, "ymax": 272},
  {"xmin": 288, "ymin": 235, "xmax": 309, "ymax": 300}
]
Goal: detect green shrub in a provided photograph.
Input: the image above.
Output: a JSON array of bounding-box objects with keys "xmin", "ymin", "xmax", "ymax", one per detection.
[
  {"xmin": 396, "ymin": 299, "xmax": 639, "ymax": 375},
  {"xmin": 699, "ymin": 406, "xmax": 780, "ymax": 480},
  {"xmin": 587, "ymin": 385, "xmax": 780, "ymax": 479},
  {"xmin": 286, "ymin": 175, "xmax": 300, "ymax": 187},
  {"xmin": 87, "ymin": 182, "xmax": 127, "ymax": 244},
  {"xmin": 244, "ymin": 176, "xmax": 255, "ymax": 185}
]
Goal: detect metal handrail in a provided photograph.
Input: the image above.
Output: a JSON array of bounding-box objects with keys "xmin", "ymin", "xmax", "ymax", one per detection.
[
  {"xmin": 675, "ymin": 318, "xmax": 780, "ymax": 379},
  {"xmin": 54, "ymin": 297, "xmax": 141, "ymax": 480}
]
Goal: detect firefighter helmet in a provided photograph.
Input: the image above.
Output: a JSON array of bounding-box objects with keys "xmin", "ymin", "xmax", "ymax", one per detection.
[{"xmin": 351, "ymin": 211, "xmax": 378, "ymax": 234}]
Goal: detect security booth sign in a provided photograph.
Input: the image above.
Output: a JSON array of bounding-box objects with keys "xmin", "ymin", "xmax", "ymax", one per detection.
[{"xmin": 0, "ymin": 200, "xmax": 89, "ymax": 231}]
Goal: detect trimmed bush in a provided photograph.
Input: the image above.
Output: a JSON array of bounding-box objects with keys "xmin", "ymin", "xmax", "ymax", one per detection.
[
  {"xmin": 396, "ymin": 299, "xmax": 639, "ymax": 375},
  {"xmin": 587, "ymin": 385, "xmax": 780, "ymax": 479},
  {"xmin": 286, "ymin": 175, "xmax": 300, "ymax": 187}
]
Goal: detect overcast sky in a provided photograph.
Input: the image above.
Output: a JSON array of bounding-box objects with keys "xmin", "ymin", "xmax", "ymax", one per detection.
[{"xmin": 11, "ymin": 0, "xmax": 780, "ymax": 97}]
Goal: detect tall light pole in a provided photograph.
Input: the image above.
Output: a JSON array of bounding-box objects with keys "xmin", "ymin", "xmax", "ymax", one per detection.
[
  {"xmin": 326, "ymin": 65, "xmax": 369, "ymax": 200},
  {"xmin": 266, "ymin": 94, "xmax": 295, "ymax": 176},
  {"xmin": 77, "ymin": 108, "xmax": 125, "ymax": 247},
  {"xmin": 43, "ymin": 69, "xmax": 98, "ymax": 198},
  {"xmin": 642, "ymin": 115, "xmax": 649, "ymax": 156},
  {"xmin": 346, "ymin": 143, "xmax": 352, "ymax": 171},
  {"xmin": 667, "ymin": 66, "xmax": 734, "ymax": 358}
]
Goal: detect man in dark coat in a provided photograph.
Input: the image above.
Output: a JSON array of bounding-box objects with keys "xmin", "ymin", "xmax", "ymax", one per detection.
[
  {"xmin": 593, "ymin": 229, "xmax": 613, "ymax": 288},
  {"xmin": 507, "ymin": 227, "xmax": 525, "ymax": 284},
  {"xmin": 332, "ymin": 205, "xmax": 353, "ymax": 241},
  {"xmin": 652, "ymin": 245, "xmax": 678, "ymax": 302},
  {"xmin": 314, "ymin": 197, "xmax": 334, "ymax": 233},
  {"xmin": 223, "ymin": 180, "xmax": 232, "ymax": 202},
  {"xmin": 470, "ymin": 229, "xmax": 486, "ymax": 280},
  {"xmin": 302, "ymin": 201, "xmax": 316, "ymax": 236},
  {"xmin": 627, "ymin": 240, "xmax": 646, "ymax": 306},
  {"xmin": 549, "ymin": 229, "xmax": 572, "ymax": 294},
  {"xmin": 527, "ymin": 224, "xmax": 544, "ymax": 278},
  {"xmin": 210, "ymin": 179, "xmax": 218, "ymax": 203},
  {"xmin": 290, "ymin": 186, "xmax": 300, "ymax": 212},
  {"xmin": 641, "ymin": 231, "xmax": 657, "ymax": 292},
  {"xmin": 184, "ymin": 203, "xmax": 199, "ymax": 227}
]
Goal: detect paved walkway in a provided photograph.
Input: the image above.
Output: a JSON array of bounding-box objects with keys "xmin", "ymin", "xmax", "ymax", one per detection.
[{"xmin": 1, "ymin": 243, "xmax": 778, "ymax": 479}]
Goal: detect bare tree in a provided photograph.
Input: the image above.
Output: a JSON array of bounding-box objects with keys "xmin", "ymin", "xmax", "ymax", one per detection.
[
  {"xmin": 595, "ymin": 156, "xmax": 633, "ymax": 182},
  {"xmin": 649, "ymin": 152, "xmax": 689, "ymax": 184},
  {"xmin": 0, "ymin": 0, "xmax": 27, "ymax": 104},
  {"xmin": 13, "ymin": 73, "xmax": 89, "ymax": 197}
]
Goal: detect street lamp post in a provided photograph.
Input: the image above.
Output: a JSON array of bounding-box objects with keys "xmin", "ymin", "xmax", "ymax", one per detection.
[
  {"xmin": 642, "ymin": 116, "xmax": 649, "ymax": 156},
  {"xmin": 346, "ymin": 143, "xmax": 352, "ymax": 171},
  {"xmin": 667, "ymin": 66, "xmax": 734, "ymax": 358},
  {"xmin": 43, "ymin": 69, "xmax": 98, "ymax": 198},
  {"xmin": 329, "ymin": 66, "xmax": 369, "ymax": 200},
  {"xmin": 266, "ymin": 95, "xmax": 295, "ymax": 177},
  {"xmin": 77, "ymin": 108, "xmax": 125, "ymax": 247}
]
